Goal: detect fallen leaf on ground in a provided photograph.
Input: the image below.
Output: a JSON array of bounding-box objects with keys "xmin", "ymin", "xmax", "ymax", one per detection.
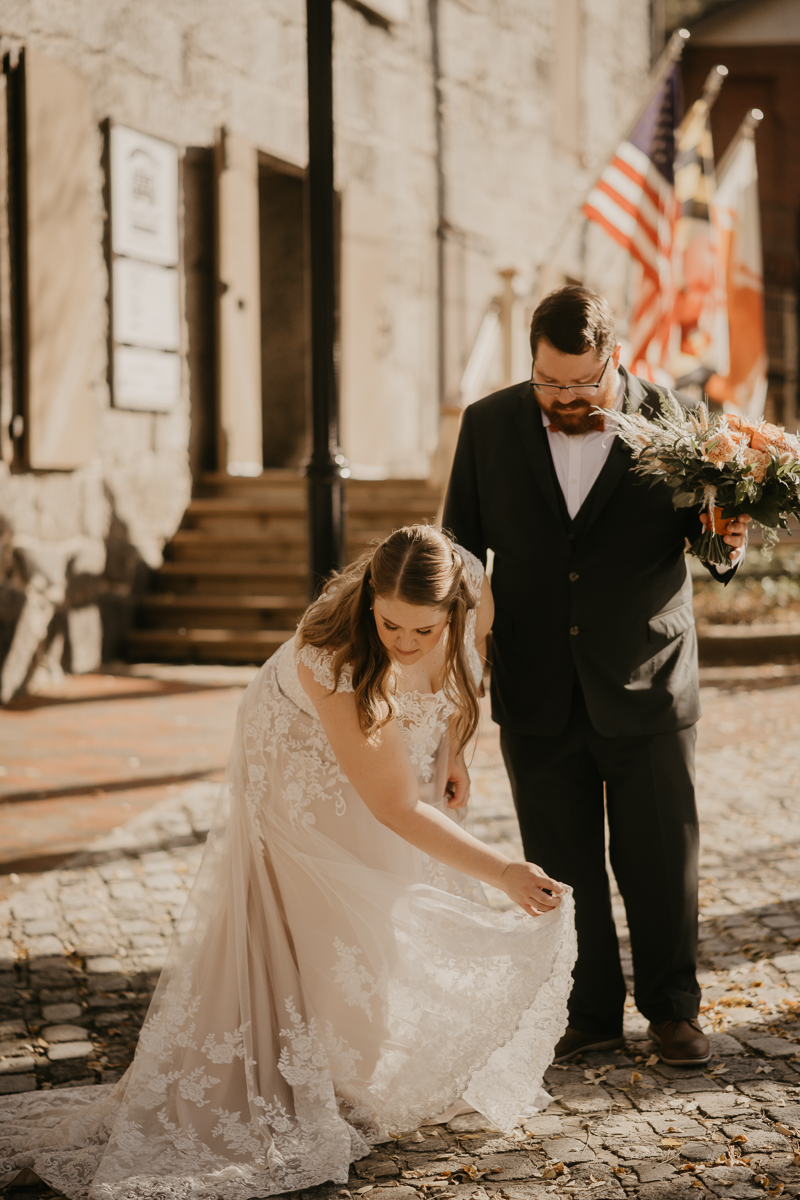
[
  {"xmin": 630, "ymin": 1071, "xmax": 642, "ymax": 1083},
  {"xmin": 774, "ymin": 1123, "xmax": 791, "ymax": 1136},
  {"xmin": 541, "ymin": 1162, "xmax": 565, "ymax": 1179},
  {"xmin": 646, "ymin": 1053, "xmax": 659, "ymax": 1067},
  {"xmin": 661, "ymin": 1138, "xmax": 682, "ymax": 1148}
]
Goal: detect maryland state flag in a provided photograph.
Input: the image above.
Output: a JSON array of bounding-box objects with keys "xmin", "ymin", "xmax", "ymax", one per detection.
[
  {"xmin": 705, "ymin": 113, "xmax": 768, "ymax": 418},
  {"xmin": 669, "ymin": 70, "xmax": 729, "ymax": 387}
]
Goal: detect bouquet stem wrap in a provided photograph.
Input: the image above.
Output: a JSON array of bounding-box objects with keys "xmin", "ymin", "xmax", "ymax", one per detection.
[{"xmin": 690, "ymin": 491, "xmax": 734, "ymax": 566}]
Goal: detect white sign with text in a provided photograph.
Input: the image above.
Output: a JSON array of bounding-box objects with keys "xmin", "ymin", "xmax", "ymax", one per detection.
[
  {"xmin": 110, "ymin": 125, "xmax": 179, "ymax": 267},
  {"xmin": 114, "ymin": 345, "xmax": 181, "ymax": 412},
  {"xmin": 113, "ymin": 258, "xmax": 180, "ymax": 352}
]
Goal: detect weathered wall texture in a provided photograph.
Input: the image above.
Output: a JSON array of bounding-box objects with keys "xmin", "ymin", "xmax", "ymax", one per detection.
[{"xmin": 0, "ymin": 0, "xmax": 651, "ymax": 697}]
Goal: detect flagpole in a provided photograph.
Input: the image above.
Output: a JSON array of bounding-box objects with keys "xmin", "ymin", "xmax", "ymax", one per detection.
[
  {"xmin": 531, "ymin": 28, "xmax": 690, "ymax": 296},
  {"xmin": 715, "ymin": 108, "xmax": 763, "ymax": 182},
  {"xmin": 618, "ymin": 28, "xmax": 689, "ymax": 144},
  {"xmin": 673, "ymin": 62, "xmax": 728, "ymax": 138}
]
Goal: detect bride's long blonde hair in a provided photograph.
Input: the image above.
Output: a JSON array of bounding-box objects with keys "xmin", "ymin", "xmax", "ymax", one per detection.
[{"xmin": 297, "ymin": 525, "xmax": 480, "ymax": 754}]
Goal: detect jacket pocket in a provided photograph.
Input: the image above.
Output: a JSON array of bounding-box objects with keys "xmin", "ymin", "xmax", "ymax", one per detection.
[{"xmin": 648, "ymin": 599, "xmax": 694, "ymax": 641}]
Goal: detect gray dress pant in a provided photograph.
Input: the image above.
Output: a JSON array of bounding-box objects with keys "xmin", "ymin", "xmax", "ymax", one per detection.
[{"xmin": 499, "ymin": 684, "xmax": 700, "ymax": 1035}]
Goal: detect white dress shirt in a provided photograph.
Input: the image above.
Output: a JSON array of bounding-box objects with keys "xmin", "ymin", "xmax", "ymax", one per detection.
[
  {"xmin": 540, "ymin": 374, "xmax": 625, "ymax": 518},
  {"xmin": 539, "ymin": 371, "xmax": 737, "ymax": 570}
]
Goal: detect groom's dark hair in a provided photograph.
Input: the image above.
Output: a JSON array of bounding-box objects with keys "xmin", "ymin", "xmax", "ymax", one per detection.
[{"xmin": 529, "ymin": 285, "xmax": 617, "ymax": 360}]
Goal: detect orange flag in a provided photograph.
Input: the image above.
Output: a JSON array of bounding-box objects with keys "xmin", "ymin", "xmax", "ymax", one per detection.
[{"xmin": 705, "ymin": 113, "xmax": 767, "ymax": 417}]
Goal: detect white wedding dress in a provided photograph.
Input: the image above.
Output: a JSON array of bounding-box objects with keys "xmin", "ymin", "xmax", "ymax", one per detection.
[{"xmin": 0, "ymin": 547, "xmax": 576, "ymax": 1200}]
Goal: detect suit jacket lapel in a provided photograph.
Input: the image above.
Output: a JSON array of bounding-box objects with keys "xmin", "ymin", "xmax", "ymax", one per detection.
[
  {"xmin": 580, "ymin": 367, "xmax": 645, "ymax": 536},
  {"xmin": 512, "ymin": 383, "xmax": 568, "ymax": 532}
]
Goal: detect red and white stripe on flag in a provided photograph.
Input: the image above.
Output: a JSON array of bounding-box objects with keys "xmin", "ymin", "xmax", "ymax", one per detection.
[
  {"xmin": 584, "ymin": 143, "xmax": 677, "ymax": 383},
  {"xmin": 583, "ymin": 141, "xmax": 673, "ymax": 284}
]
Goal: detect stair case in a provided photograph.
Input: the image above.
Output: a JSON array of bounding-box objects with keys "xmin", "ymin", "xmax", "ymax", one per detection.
[{"xmin": 127, "ymin": 471, "xmax": 442, "ymax": 665}]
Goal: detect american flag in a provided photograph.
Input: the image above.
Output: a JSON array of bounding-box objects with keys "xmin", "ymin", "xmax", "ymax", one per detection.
[{"xmin": 583, "ymin": 66, "xmax": 681, "ymax": 382}]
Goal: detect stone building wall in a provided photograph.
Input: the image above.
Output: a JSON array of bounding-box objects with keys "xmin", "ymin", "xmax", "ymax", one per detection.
[{"xmin": 0, "ymin": 0, "xmax": 651, "ymax": 698}]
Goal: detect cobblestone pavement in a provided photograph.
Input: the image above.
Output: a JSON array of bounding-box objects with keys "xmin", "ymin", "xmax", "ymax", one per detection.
[{"xmin": 1, "ymin": 679, "xmax": 800, "ymax": 1199}]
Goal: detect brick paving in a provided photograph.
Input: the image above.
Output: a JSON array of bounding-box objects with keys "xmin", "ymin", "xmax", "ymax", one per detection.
[
  {"xmin": 1, "ymin": 675, "xmax": 800, "ymax": 1198},
  {"xmin": 0, "ymin": 667, "xmax": 250, "ymax": 877}
]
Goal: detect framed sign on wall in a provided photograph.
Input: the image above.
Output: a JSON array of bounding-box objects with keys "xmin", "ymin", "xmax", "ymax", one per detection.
[{"xmin": 107, "ymin": 123, "xmax": 181, "ymax": 412}]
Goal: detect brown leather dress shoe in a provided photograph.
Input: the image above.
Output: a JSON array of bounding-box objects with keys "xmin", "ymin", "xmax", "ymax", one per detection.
[
  {"xmin": 553, "ymin": 1026, "xmax": 625, "ymax": 1063},
  {"xmin": 648, "ymin": 1018, "xmax": 710, "ymax": 1066}
]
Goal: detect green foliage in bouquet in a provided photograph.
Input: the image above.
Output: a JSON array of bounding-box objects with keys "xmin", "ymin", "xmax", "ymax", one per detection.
[{"xmin": 598, "ymin": 392, "xmax": 800, "ymax": 566}]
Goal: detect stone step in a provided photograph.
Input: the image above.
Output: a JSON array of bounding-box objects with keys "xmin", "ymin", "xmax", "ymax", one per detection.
[
  {"xmin": 193, "ymin": 473, "xmax": 439, "ymax": 508},
  {"xmin": 180, "ymin": 509, "xmax": 434, "ymax": 540},
  {"xmin": 128, "ymin": 627, "xmax": 292, "ymax": 664},
  {"xmin": 166, "ymin": 533, "xmax": 382, "ymax": 564},
  {"xmin": 185, "ymin": 494, "xmax": 437, "ymax": 516},
  {"xmin": 167, "ymin": 533, "xmax": 308, "ymax": 563},
  {"xmin": 183, "ymin": 511, "xmax": 308, "ymax": 538},
  {"xmin": 698, "ymin": 623, "xmax": 800, "ymax": 666},
  {"xmin": 138, "ymin": 594, "xmax": 305, "ymax": 631},
  {"xmin": 155, "ymin": 562, "xmax": 309, "ymax": 594}
]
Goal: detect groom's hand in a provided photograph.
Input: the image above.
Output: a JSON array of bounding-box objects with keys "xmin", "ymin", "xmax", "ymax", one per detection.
[
  {"xmin": 501, "ymin": 862, "xmax": 565, "ymax": 917},
  {"xmin": 699, "ymin": 512, "xmax": 751, "ymax": 561}
]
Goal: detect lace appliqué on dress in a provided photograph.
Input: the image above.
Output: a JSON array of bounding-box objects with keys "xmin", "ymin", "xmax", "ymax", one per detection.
[{"xmin": 296, "ymin": 643, "xmax": 354, "ymax": 693}]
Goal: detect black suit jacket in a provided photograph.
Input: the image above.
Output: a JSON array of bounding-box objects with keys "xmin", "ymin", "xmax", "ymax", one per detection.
[{"xmin": 442, "ymin": 369, "xmax": 734, "ymax": 738}]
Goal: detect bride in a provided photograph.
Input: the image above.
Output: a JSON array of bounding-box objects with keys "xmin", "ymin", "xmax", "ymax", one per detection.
[{"xmin": 0, "ymin": 525, "xmax": 575, "ymax": 1200}]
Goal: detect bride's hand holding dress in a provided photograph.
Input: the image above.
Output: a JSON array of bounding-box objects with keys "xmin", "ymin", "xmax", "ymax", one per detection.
[{"xmin": 298, "ymin": 658, "xmax": 564, "ymax": 916}]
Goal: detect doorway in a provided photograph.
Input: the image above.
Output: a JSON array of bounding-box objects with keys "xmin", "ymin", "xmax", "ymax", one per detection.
[{"xmin": 259, "ymin": 157, "xmax": 309, "ymax": 468}]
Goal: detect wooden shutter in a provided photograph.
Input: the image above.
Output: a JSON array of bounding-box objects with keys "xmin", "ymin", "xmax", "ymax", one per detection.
[
  {"xmin": 18, "ymin": 49, "xmax": 96, "ymax": 469},
  {"xmin": 214, "ymin": 128, "xmax": 262, "ymax": 474}
]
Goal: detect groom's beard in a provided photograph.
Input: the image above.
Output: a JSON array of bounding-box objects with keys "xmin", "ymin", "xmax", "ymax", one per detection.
[{"xmin": 539, "ymin": 400, "xmax": 606, "ymax": 436}]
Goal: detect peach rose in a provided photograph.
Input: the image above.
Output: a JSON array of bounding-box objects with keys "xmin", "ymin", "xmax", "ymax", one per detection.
[
  {"xmin": 740, "ymin": 446, "xmax": 771, "ymax": 482},
  {"xmin": 750, "ymin": 422, "xmax": 787, "ymax": 452},
  {"xmin": 702, "ymin": 430, "xmax": 739, "ymax": 465},
  {"xmin": 724, "ymin": 414, "xmax": 752, "ymax": 434}
]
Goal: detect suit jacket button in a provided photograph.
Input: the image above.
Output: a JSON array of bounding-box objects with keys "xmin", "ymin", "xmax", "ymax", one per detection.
[
  {"xmin": 569, "ymin": 571, "xmax": 579, "ymax": 582},
  {"xmin": 570, "ymin": 625, "xmax": 579, "ymax": 636}
]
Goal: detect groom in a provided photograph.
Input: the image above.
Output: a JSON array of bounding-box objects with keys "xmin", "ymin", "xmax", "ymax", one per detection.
[{"xmin": 443, "ymin": 286, "xmax": 748, "ymax": 1066}]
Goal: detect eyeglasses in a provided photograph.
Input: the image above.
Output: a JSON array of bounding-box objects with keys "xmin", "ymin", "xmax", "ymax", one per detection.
[{"xmin": 531, "ymin": 355, "xmax": 612, "ymax": 399}]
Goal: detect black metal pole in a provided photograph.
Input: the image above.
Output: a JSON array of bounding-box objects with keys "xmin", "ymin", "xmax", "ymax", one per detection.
[{"xmin": 306, "ymin": 0, "xmax": 346, "ymax": 599}]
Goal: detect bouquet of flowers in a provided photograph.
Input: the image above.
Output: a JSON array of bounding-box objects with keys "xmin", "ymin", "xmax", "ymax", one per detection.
[{"xmin": 599, "ymin": 393, "xmax": 800, "ymax": 565}]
